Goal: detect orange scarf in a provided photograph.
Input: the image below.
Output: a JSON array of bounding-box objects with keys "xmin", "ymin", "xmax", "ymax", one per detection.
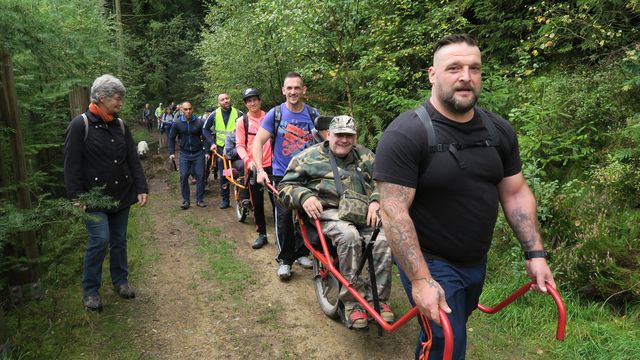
[{"xmin": 89, "ymin": 103, "xmax": 114, "ymax": 122}]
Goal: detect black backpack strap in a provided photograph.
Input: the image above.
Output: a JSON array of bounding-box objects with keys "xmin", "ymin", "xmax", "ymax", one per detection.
[
  {"xmin": 415, "ymin": 104, "xmax": 503, "ymax": 170},
  {"xmin": 271, "ymin": 105, "xmax": 281, "ymax": 154},
  {"xmin": 475, "ymin": 107, "xmax": 500, "ymax": 147},
  {"xmin": 414, "ymin": 105, "xmax": 436, "ymax": 151},
  {"xmin": 414, "ymin": 105, "xmax": 450, "ymax": 153},
  {"xmin": 243, "ymin": 114, "xmax": 249, "ymax": 147},
  {"xmin": 307, "ymin": 105, "xmax": 318, "ymax": 124},
  {"xmin": 414, "ymin": 104, "xmax": 467, "ymax": 168}
]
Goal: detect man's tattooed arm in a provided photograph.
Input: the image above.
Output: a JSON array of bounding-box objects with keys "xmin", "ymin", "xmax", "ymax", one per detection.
[
  {"xmin": 498, "ymin": 173, "xmax": 544, "ymax": 251},
  {"xmin": 378, "ymin": 181, "xmax": 432, "ymax": 281}
]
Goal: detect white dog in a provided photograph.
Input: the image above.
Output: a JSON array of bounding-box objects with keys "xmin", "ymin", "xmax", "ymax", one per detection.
[{"xmin": 137, "ymin": 140, "xmax": 149, "ymax": 157}]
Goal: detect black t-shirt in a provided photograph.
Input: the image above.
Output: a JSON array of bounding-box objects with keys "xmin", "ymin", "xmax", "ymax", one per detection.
[{"xmin": 374, "ymin": 100, "xmax": 522, "ymax": 265}]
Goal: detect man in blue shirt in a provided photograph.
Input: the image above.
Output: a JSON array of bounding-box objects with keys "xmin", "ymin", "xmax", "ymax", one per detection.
[
  {"xmin": 168, "ymin": 101, "xmax": 207, "ymax": 209},
  {"xmin": 252, "ymin": 72, "xmax": 318, "ymax": 280}
]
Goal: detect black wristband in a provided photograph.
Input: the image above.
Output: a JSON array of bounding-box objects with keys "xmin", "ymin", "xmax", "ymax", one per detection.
[{"xmin": 524, "ymin": 250, "xmax": 548, "ymax": 260}]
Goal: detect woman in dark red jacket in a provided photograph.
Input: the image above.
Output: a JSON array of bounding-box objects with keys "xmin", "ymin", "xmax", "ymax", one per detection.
[{"xmin": 64, "ymin": 74, "xmax": 148, "ymax": 311}]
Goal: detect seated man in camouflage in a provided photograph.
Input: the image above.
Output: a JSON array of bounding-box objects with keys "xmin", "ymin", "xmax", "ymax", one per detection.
[{"xmin": 278, "ymin": 115, "xmax": 394, "ymax": 329}]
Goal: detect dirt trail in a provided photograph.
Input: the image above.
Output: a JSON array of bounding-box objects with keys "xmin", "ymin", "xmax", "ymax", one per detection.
[{"xmin": 128, "ymin": 134, "xmax": 419, "ymax": 359}]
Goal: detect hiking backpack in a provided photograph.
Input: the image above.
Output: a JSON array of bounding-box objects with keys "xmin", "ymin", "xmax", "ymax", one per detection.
[
  {"xmin": 242, "ymin": 113, "xmax": 258, "ymax": 148},
  {"xmin": 413, "ymin": 104, "xmax": 502, "ymax": 169}
]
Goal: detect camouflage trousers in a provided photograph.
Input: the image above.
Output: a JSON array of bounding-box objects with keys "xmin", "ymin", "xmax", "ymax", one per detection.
[{"xmin": 320, "ymin": 209, "xmax": 392, "ymax": 310}]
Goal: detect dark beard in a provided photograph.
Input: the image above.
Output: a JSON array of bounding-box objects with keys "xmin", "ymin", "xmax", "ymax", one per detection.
[{"xmin": 441, "ymin": 92, "xmax": 477, "ymax": 114}]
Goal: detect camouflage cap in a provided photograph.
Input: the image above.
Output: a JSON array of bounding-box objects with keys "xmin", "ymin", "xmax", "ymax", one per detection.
[{"xmin": 329, "ymin": 115, "xmax": 357, "ymax": 134}]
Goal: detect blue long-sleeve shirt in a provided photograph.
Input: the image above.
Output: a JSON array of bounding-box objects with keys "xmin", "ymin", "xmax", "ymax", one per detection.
[{"xmin": 168, "ymin": 114, "xmax": 205, "ymax": 157}]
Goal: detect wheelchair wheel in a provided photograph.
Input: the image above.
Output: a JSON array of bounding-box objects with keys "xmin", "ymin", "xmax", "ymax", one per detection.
[
  {"xmin": 313, "ymin": 257, "xmax": 340, "ymax": 319},
  {"xmin": 233, "ymin": 186, "xmax": 249, "ymax": 223}
]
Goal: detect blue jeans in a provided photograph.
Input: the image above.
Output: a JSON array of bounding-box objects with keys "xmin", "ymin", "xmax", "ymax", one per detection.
[
  {"xmin": 179, "ymin": 152, "xmax": 205, "ymax": 203},
  {"xmin": 216, "ymin": 145, "xmax": 229, "ymax": 203},
  {"xmin": 397, "ymin": 255, "xmax": 487, "ymax": 360},
  {"xmin": 83, "ymin": 207, "xmax": 131, "ymax": 296}
]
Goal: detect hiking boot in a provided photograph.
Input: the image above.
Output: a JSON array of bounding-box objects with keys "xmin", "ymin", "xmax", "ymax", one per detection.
[
  {"xmin": 180, "ymin": 201, "xmax": 190, "ymax": 210},
  {"xmin": 345, "ymin": 305, "xmax": 368, "ymax": 330},
  {"xmin": 196, "ymin": 201, "xmax": 207, "ymax": 208},
  {"xmin": 114, "ymin": 284, "xmax": 136, "ymax": 299},
  {"xmin": 219, "ymin": 200, "xmax": 230, "ymax": 209},
  {"xmin": 241, "ymin": 199, "xmax": 252, "ymax": 209},
  {"xmin": 379, "ymin": 303, "xmax": 395, "ymax": 323},
  {"xmin": 252, "ymin": 234, "xmax": 268, "ymax": 249},
  {"xmin": 277, "ymin": 264, "xmax": 292, "ymax": 280},
  {"xmin": 295, "ymin": 256, "xmax": 313, "ymax": 269},
  {"xmin": 83, "ymin": 295, "xmax": 103, "ymax": 312}
]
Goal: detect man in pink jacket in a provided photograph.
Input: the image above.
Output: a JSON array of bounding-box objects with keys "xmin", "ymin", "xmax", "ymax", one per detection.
[{"xmin": 236, "ymin": 88, "xmax": 274, "ymax": 249}]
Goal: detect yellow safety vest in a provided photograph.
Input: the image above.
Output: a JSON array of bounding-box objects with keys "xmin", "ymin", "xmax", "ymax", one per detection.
[{"xmin": 214, "ymin": 107, "xmax": 238, "ymax": 147}]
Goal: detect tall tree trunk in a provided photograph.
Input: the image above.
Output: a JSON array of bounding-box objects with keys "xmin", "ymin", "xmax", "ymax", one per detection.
[
  {"xmin": 115, "ymin": 0, "xmax": 124, "ymax": 74},
  {"xmin": 342, "ymin": 61, "xmax": 354, "ymax": 117},
  {"xmin": 0, "ymin": 305, "xmax": 7, "ymax": 357},
  {"xmin": 0, "ymin": 51, "xmax": 40, "ymax": 282},
  {"xmin": 0, "ymin": 140, "xmax": 7, "ymax": 197}
]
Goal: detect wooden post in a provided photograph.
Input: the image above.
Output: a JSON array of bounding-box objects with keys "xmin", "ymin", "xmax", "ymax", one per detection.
[
  {"xmin": 69, "ymin": 85, "xmax": 89, "ymax": 118},
  {"xmin": 0, "ymin": 51, "xmax": 40, "ymax": 282}
]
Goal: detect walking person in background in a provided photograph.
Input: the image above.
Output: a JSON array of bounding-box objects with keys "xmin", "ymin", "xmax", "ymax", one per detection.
[
  {"xmin": 203, "ymin": 93, "xmax": 243, "ymax": 209},
  {"xmin": 159, "ymin": 105, "xmax": 174, "ymax": 148},
  {"xmin": 200, "ymin": 107, "xmax": 215, "ymax": 184},
  {"xmin": 252, "ymin": 72, "xmax": 319, "ymax": 280},
  {"xmin": 374, "ymin": 34, "xmax": 556, "ymax": 359},
  {"xmin": 168, "ymin": 101, "xmax": 207, "ymax": 209},
  {"xmin": 143, "ymin": 103, "xmax": 153, "ymax": 131},
  {"xmin": 155, "ymin": 102, "xmax": 164, "ymax": 130},
  {"xmin": 235, "ymin": 88, "xmax": 274, "ymax": 249},
  {"xmin": 64, "ymin": 74, "xmax": 149, "ymax": 311}
]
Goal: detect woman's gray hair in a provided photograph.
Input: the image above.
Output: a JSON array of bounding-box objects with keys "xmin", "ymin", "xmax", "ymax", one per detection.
[{"xmin": 90, "ymin": 74, "xmax": 126, "ymax": 103}]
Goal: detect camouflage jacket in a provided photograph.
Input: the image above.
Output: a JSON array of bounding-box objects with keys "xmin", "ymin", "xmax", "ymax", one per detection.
[{"xmin": 278, "ymin": 141, "xmax": 379, "ymax": 210}]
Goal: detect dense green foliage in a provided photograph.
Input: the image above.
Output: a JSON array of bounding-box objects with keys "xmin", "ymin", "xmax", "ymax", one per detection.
[
  {"xmin": 0, "ymin": 0, "xmax": 121, "ymax": 308},
  {"xmin": 117, "ymin": 0, "xmax": 206, "ymax": 110},
  {"xmin": 0, "ymin": 0, "xmax": 206, "ymax": 294}
]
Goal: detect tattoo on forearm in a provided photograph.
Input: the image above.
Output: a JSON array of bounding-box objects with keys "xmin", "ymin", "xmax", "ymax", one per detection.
[
  {"xmin": 508, "ymin": 207, "xmax": 540, "ymax": 251},
  {"xmin": 415, "ymin": 278, "xmax": 440, "ymax": 289},
  {"xmin": 378, "ymin": 182, "xmax": 426, "ymax": 277}
]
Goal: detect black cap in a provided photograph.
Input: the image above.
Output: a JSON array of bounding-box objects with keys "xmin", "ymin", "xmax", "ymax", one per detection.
[{"xmin": 242, "ymin": 88, "xmax": 260, "ymax": 101}]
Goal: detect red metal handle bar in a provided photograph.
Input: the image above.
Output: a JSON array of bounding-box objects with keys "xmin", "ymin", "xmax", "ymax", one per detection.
[
  {"xmin": 213, "ymin": 152, "xmax": 246, "ymax": 189},
  {"xmin": 297, "ymin": 216, "xmax": 453, "ymax": 360},
  {"xmin": 266, "ymin": 184, "xmax": 453, "ymax": 359},
  {"xmin": 265, "ymin": 182, "xmax": 278, "ymax": 194},
  {"xmin": 477, "ymin": 280, "xmax": 566, "ymax": 341}
]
